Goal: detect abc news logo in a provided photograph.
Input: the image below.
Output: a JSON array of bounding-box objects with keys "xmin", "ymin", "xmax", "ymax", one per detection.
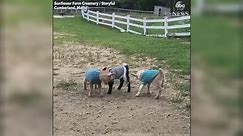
[{"xmin": 171, "ymin": 0, "xmax": 190, "ymax": 16}]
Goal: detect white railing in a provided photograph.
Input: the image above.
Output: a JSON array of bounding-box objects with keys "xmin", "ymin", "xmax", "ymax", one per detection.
[{"xmin": 81, "ymin": 10, "xmax": 190, "ymax": 38}]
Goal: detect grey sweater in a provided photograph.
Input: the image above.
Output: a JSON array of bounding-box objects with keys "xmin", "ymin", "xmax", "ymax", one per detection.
[{"xmin": 110, "ymin": 66, "xmax": 125, "ymax": 79}]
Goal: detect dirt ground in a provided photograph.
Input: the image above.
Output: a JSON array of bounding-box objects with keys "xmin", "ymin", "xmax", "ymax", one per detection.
[
  {"xmin": 3, "ymin": 24, "xmax": 52, "ymax": 136},
  {"xmin": 53, "ymin": 36, "xmax": 190, "ymax": 136}
]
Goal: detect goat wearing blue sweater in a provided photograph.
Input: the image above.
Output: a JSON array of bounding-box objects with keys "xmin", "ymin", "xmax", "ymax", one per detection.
[
  {"xmin": 132, "ymin": 69, "xmax": 165, "ymax": 99},
  {"xmin": 84, "ymin": 68, "xmax": 103, "ymax": 97}
]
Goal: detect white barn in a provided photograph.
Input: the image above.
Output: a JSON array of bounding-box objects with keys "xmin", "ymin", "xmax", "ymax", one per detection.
[{"xmin": 154, "ymin": 6, "xmax": 171, "ymax": 16}]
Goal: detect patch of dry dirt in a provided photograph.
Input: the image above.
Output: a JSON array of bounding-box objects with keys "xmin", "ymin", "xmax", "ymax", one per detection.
[
  {"xmin": 53, "ymin": 43, "xmax": 190, "ymax": 136},
  {"xmin": 3, "ymin": 24, "xmax": 52, "ymax": 136}
]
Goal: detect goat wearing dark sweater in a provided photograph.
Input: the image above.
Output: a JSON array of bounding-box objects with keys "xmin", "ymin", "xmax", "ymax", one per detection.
[{"xmin": 100, "ymin": 63, "xmax": 131, "ymax": 94}]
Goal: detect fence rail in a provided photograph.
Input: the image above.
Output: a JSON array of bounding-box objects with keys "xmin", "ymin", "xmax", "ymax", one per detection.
[{"xmin": 81, "ymin": 10, "xmax": 190, "ymax": 38}]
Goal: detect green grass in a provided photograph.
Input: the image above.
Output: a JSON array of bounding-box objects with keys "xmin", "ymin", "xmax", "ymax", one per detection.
[
  {"xmin": 192, "ymin": 15, "xmax": 241, "ymax": 78},
  {"xmin": 5, "ymin": 0, "xmax": 51, "ymax": 25},
  {"xmin": 191, "ymin": 0, "xmax": 241, "ymax": 6},
  {"xmin": 54, "ymin": 17, "xmax": 190, "ymax": 75},
  {"xmin": 56, "ymin": 80, "xmax": 79, "ymax": 91}
]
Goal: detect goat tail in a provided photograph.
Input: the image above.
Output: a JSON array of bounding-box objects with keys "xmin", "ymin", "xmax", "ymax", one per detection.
[
  {"xmin": 123, "ymin": 63, "xmax": 128, "ymax": 67},
  {"xmin": 86, "ymin": 62, "xmax": 96, "ymax": 69},
  {"xmin": 123, "ymin": 63, "xmax": 129, "ymax": 71},
  {"xmin": 123, "ymin": 63, "xmax": 129, "ymax": 82}
]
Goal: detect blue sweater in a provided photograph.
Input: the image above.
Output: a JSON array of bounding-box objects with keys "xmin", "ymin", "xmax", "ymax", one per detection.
[
  {"xmin": 140, "ymin": 70, "xmax": 160, "ymax": 85},
  {"xmin": 85, "ymin": 68, "xmax": 101, "ymax": 84}
]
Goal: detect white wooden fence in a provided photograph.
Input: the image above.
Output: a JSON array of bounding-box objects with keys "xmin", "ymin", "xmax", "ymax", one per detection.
[{"xmin": 81, "ymin": 10, "xmax": 190, "ymax": 38}]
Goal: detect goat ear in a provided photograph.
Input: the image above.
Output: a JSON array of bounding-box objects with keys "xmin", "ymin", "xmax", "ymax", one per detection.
[
  {"xmin": 102, "ymin": 67, "xmax": 107, "ymax": 71},
  {"xmin": 107, "ymin": 72, "xmax": 113, "ymax": 76}
]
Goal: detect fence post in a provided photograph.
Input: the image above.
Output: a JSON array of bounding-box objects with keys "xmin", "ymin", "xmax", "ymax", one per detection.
[
  {"xmin": 126, "ymin": 15, "xmax": 130, "ymax": 32},
  {"xmin": 164, "ymin": 16, "xmax": 168, "ymax": 38},
  {"xmin": 96, "ymin": 11, "xmax": 99, "ymax": 24},
  {"xmin": 112, "ymin": 13, "xmax": 115, "ymax": 28},
  {"xmin": 81, "ymin": 10, "xmax": 84, "ymax": 18},
  {"xmin": 143, "ymin": 17, "xmax": 147, "ymax": 36},
  {"xmin": 87, "ymin": 10, "xmax": 90, "ymax": 21}
]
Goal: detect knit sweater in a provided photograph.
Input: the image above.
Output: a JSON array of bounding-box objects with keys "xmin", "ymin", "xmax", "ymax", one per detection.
[
  {"xmin": 110, "ymin": 66, "xmax": 124, "ymax": 79},
  {"xmin": 140, "ymin": 70, "xmax": 160, "ymax": 85},
  {"xmin": 85, "ymin": 68, "xmax": 101, "ymax": 84}
]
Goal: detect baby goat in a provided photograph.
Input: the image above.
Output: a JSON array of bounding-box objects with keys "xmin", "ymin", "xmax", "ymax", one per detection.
[
  {"xmin": 100, "ymin": 63, "xmax": 131, "ymax": 94},
  {"xmin": 132, "ymin": 69, "xmax": 165, "ymax": 99},
  {"xmin": 84, "ymin": 68, "xmax": 103, "ymax": 97}
]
